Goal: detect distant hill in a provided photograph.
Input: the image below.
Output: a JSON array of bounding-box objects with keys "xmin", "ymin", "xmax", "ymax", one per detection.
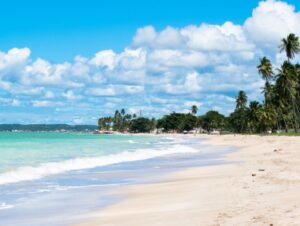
[{"xmin": 0, "ymin": 124, "xmax": 98, "ymax": 132}]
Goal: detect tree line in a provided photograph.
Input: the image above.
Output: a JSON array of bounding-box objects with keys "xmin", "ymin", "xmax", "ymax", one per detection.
[
  {"xmin": 98, "ymin": 108, "xmax": 226, "ymax": 133},
  {"xmin": 98, "ymin": 34, "xmax": 300, "ymax": 134}
]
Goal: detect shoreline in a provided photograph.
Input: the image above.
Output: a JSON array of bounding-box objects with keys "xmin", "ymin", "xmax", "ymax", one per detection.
[{"xmin": 74, "ymin": 134, "xmax": 300, "ymax": 226}]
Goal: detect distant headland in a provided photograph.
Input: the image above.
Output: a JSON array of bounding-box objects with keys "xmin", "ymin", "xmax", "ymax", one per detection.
[{"xmin": 0, "ymin": 124, "xmax": 98, "ymax": 132}]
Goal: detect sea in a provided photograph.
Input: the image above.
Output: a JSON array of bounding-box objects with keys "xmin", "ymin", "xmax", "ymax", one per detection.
[{"xmin": 0, "ymin": 132, "xmax": 233, "ymax": 226}]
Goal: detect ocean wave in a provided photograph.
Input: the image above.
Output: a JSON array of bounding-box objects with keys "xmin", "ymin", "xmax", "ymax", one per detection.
[{"xmin": 0, "ymin": 144, "xmax": 198, "ymax": 186}]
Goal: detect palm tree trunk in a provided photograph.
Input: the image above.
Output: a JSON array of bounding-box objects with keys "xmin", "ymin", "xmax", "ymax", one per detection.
[{"xmin": 292, "ymin": 99, "xmax": 298, "ymax": 132}]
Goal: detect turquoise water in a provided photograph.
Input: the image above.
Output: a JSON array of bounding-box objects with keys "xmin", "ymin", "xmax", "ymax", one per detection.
[
  {"xmin": 0, "ymin": 133, "xmax": 199, "ymax": 186},
  {"xmin": 0, "ymin": 132, "xmax": 165, "ymax": 173},
  {"xmin": 0, "ymin": 132, "xmax": 232, "ymax": 226}
]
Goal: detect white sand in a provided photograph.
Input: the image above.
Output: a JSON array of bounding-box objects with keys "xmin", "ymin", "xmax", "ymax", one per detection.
[{"xmin": 75, "ymin": 135, "xmax": 300, "ymax": 226}]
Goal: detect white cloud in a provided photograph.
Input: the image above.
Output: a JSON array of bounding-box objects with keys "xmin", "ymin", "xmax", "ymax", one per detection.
[
  {"xmin": 148, "ymin": 49, "xmax": 208, "ymax": 69},
  {"xmin": 32, "ymin": 100, "xmax": 63, "ymax": 107},
  {"xmin": 90, "ymin": 50, "xmax": 116, "ymax": 70},
  {"xmin": 11, "ymin": 86, "xmax": 44, "ymax": 95},
  {"xmin": 11, "ymin": 99, "xmax": 20, "ymax": 106},
  {"xmin": 133, "ymin": 26, "xmax": 157, "ymax": 46},
  {"xmin": 62, "ymin": 90, "xmax": 81, "ymax": 100},
  {"xmin": 118, "ymin": 48, "xmax": 146, "ymax": 70},
  {"xmin": 184, "ymin": 71, "xmax": 202, "ymax": 92},
  {"xmin": 0, "ymin": 80, "xmax": 12, "ymax": 91},
  {"xmin": 244, "ymin": 0, "xmax": 300, "ymax": 47},
  {"xmin": 161, "ymin": 71, "xmax": 201, "ymax": 94},
  {"xmin": 133, "ymin": 22, "xmax": 254, "ymax": 53},
  {"xmin": 0, "ymin": 48, "xmax": 30, "ymax": 72},
  {"xmin": 0, "ymin": 97, "xmax": 20, "ymax": 107},
  {"xmin": 181, "ymin": 22, "xmax": 253, "ymax": 52},
  {"xmin": 24, "ymin": 58, "xmax": 67, "ymax": 85},
  {"xmin": 86, "ymin": 87, "xmax": 117, "ymax": 96},
  {"xmin": 86, "ymin": 85, "xmax": 144, "ymax": 96},
  {"xmin": 156, "ymin": 26, "xmax": 182, "ymax": 48}
]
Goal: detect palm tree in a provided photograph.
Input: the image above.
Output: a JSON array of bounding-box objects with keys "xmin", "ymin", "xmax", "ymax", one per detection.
[
  {"xmin": 276, "ymin": 62, "xmax": 297, "ymax": 101},
  {"xmin": 294, "ymin": 63, "xmax": 300, "ymax": 103},
  {"xmin": 121, "ymin": 108, "xmax": 126, "ymax": 116},
  {"xmin": 191, "ymin": 105, "xmax": 198, "ymax": 115},
  {"xmin": 257, "ymin": 106, "xmax": 276, "ymax": 133},
  {"xmin": 113, "ymin": 110, "xmax": 122, "ymax": 131},
  {"xmin": 261, "ymin": 81, "xmax": 274, "ymax": 105},
  {"xmin": 236, "ymin": 90, "xmax": 247, "ymax": 109},
  {"xmin": 257, "ymin": 57, "xmax": 273, "ymax": 82},
  {"xmin": 279, "ymin": 33, "xmax": 300, "ymax": 61},
  {"xmin": 248, "ymin": 101, "xmax": 261, "ymax": 132},
  {"xmin": 276, "ymin": 61, "xmax": 299, "ymax": 132}
]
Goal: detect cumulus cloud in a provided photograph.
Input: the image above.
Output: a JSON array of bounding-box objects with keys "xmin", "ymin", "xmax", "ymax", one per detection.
[
  {"xmin": 62, "ymin": 90, "xmax": 81, "ymax": 100},
  {"xmin": 1, "ymin": 0, "xmax": 299, "ymax": 123},
  {"xmin": 11, "ymin": 99, "xmax": 20, "ymax": 106},
  {"xmin": 133, "ymin": 26, "xmax": 157, "ymax": 46},
  {"xmin": 159, "ymin": 71, "xmax": 202, "ymax": 94},
  {"xmin": 32, "ymin": 100, "xmax": 63, "ymax": 107},
  {"xmin": 0, "ymin": 48, "xmax": 30, "ymax": 72},
  {"xmin": 181, "ymin": 22, "xmax": 253, "ymax": 52},
  {"xmin": 133, "ymin": 22, "xmax": 254, "ymax": 53},
  {"xmin": 0, "ymin": 97, "xmax": 20, "ymax": 106},
  {"xmin": 86, "ymin": 85, "xmax": 144, "ymax": 96},
  {"xmin": 90, "ymin": 50, "xmax": 116, "ymax": 70},
  {"xmin": 244, "ymin": 0, "xmax": 300, "ymax": 47}
]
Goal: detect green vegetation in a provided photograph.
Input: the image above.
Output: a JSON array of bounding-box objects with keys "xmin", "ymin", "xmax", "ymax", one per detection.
[
  {"xmin": 198, "ymin": 111, "xmax": 226, "ymax": 133},
  {"xmin": 98, "ymin": 34, "xmax": 300, "ymax": 135},
  {"xmin": 129, "ymin": 117, "xmax": 156, "ymax": 133},
  {"xmin": 157, "ymin": 112, "xmax": 197, "ymax": 132}
]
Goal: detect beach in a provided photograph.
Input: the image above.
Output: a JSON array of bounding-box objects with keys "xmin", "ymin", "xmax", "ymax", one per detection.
[{"xmin": 75, "ymin": 135, "xmax": 300, "ymax": 226}]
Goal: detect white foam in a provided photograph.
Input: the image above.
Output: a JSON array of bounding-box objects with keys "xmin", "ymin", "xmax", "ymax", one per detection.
[
  {"xmin": 127, "ymin": 140, "xmax": 137, "ymax": 144},
  {"xmin": 0, "ymin": 144, "xmax": 198, "ymax": 186}
]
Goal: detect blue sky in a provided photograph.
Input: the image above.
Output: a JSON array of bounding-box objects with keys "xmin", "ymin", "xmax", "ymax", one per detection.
[
  {"xmin": 1, "ymin": 0, "xmax": 300, "ymax": 124},
  {"xmin": 2, "ymin": 0, "xmax": 298, "ymax": 61}
]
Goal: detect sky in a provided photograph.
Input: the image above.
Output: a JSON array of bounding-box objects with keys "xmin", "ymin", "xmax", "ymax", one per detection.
[{"xmin": 1, "ymin": 0, "xmax": 300, "ymax": 124}]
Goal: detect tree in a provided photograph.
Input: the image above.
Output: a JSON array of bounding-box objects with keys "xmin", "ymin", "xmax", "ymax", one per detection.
[
  {"xmin": 228, "ymin": 108, "xmax": 249, "ymax": 133},
  {"xmin": 280, "ymin": 33, "xmax": 300, "ymax": 61},
  {"xmin": 278, "ymin": 34, "xmax": 300, "ymax": 132},
  {"xmin": 261, "ymin": 81, "xmax": 274, "ymax": 106},
  {"xmin": 129, "ymin": 117, "xmax": 153, "ymax": 133},
  {"xmin": 156, "ymin": 112, "xmax": 185, "ymax": 132},
  {"xmin": 276, "ymin": 61, "xmax": 299, "ymax": 131},
  {"xmin": 257, "ymin": 57, "xmax": 273, "ymax": 82},
  {"xmin": 257, "ymin": 106, "xmax": 276, "ymax": 133},
  {"xmin": 236, "ymin": 90, "xmax": 247, "ymax": 109},
  {"xmin": 199, "ymin": 111, "xmax": 226, "ymax": 133},
  {"xmin": 113, "ymin": 110, "xmax": 122, "ymax": 131},
  {"xmin": 247, "ymin": 101, "xmax": 261, "ymax": 133},
  {"xmin": 98, "ymin": 117, "xmax": 112, "ymax": 131},
  {"xmin": 191, "ymin": 105, "xmax": 198, "ymax": 115},
  {"xmin": 178, "ymin": 114, "xmax": 197, "ymax": 132}
]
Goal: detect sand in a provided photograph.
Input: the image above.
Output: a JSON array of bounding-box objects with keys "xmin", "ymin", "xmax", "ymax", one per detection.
[{"xmin": 75, "ymin": 135, "xmax": 300, "ymax": 226}]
